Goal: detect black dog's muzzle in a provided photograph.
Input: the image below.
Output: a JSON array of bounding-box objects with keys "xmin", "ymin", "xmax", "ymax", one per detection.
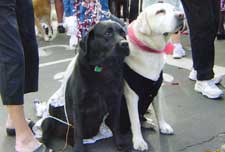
[{"xmin": 116, "ymin": 40, "xmax": 130, "ymax": 57}]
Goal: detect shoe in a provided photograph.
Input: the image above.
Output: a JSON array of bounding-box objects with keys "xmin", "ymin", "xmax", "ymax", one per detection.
[
  {"xmin": 33, "ymin": 144, "xmax": 53, "ymax": 152},
  {"xmin": 6, "ymin": 119, "xmax": 35, "ymax": 136},
  {"xmin": 172, "ymin": 43, "xmax": 186, "ymax": 59},
  {"xmin": 16, "ymin": 144, "xmax": 54, "ymax": 152},
  {"xmin": 194, "ymin": 80, "xmax": 224, "ymax": 99},
  {"xmin": 188, "ymin": 69, "xmax": 197, "ymax": 81},
  {"xmin": 189, "ymin": 69, "xmax": 224, "ymax": 85},
  {"xmin": 57, "ymin": 25, "xmax": 66, "ymax": 33},
  {"xmin": 217, "ymin": 33, "xmax": 225, "ymax": 40}
]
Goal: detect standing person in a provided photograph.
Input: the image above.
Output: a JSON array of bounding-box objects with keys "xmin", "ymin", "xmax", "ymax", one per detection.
[
  {"xmin": 181, "ymin": 0, "xmax": 224, "ymax": 99},
  {"xmin": 55, "ymin": 0, "xmax": 66, "ymax": 33},
  {"xmin": 129, "ymin": 0, "xmax": 139, "ymax": 23},
  {"xmin": 63, "ymin": 0, "xmax": 75, "ymax": 17},
  {"xmin": 217, "ymin": 0, "xmax": 225, "ymax": 40},
  {"xmin": 0, "ymin": 0, "xmax": 51, "ymax": 151}
]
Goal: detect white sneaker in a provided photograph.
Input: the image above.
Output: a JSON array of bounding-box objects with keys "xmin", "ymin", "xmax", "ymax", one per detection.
[
  {"xmin": 194, "ymin": 80, "xmax": 224, "ymax": 99},
  {"xmin": 188, "ymin": 69, "xmax": 197, "ymax": 81},
  {"xmin": 172, "ymin": 43, "xmax": 186, "ymax": 59},
  {"xmin": 189, "ymin": 69, "xmax": 224, "ymax": 84}
]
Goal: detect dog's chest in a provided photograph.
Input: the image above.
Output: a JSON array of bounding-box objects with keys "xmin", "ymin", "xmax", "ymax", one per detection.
[
  {"xmin": 124, "ymin": 63, "xmax": 163, "ymax": 100},
  {"xmin": 125, "ymin": 43, "xmax": 166, "ymax": 81}
]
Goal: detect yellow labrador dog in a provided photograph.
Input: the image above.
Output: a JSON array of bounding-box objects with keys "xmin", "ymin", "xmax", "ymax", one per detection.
[
  {"xmin": 33, "ymin": 0, "xmax": 53, "ymax": 41},
  {"xmin": 122, "ymin": 2, "xmax": 185, "ymax": 151}
]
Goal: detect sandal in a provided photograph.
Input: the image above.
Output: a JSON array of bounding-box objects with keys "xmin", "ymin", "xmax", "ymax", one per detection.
[
  {"xmin": 6, "ymin": 119, "xmax": 35, "ymax": 136},
  {"xmin": 33, "ymin": 144, "xmax": 54, "ymax": 152},
  {"xmin": 16, "ymin": 144, "xmax": 54, "ymax": 152}
]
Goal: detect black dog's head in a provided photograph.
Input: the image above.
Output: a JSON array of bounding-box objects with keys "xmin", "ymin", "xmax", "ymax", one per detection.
[{"xmin": 79, "ymin": 20, "xmax": 129, "ymax": 65}]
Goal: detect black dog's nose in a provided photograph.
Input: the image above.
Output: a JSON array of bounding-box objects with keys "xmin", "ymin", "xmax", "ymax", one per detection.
[
  {"xmin": 118, "ymin": 40, "xmax": 129, "ymax": 56},
  {"xmin": 119, "ymin": 40, "xmax": 129, "ymax": 48},
  {"xmin": 176, "ymin": 12, "xmax": 184, "ymax": 20}
]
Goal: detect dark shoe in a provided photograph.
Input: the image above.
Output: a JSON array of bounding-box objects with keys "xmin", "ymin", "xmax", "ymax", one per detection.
[
  {"xmin": 33, "ymin": 144, "xmax": 54, "ymax": 152},
  {"xmin": 16, "ymin": 144, "xmax": 54, "ymax": 152},
  {"xmin": 6, "ymin": 119, "xmax": 35, "ymax": 136},
  {"xmin": 217, "ymin": 33, "xmax": 225, "ymax": 40},
  {"xmin": 57, "ymin": 25, "xmax": 66, "ymax": 33}
]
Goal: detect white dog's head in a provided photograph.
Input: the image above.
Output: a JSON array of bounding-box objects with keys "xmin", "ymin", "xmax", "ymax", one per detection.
[{"xmin": 136, "ymin": 2, "xmax": 185, "ymax": 36}]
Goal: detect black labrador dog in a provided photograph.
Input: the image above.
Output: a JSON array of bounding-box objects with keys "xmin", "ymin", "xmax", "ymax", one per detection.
[{"xmin": 41, "ymin": 20, "xmax": 129, "ymax": 152}]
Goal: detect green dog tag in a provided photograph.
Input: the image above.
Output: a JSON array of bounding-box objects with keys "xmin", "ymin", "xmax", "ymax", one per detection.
[{"xmin": 94, "ymin": 66, "xmax": 102, "ymax": 72}]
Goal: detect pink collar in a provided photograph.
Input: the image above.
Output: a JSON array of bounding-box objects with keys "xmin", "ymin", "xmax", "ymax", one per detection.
[{"xmin": 127, "ymin": 23, "xmax": 173, "ymax": 54}]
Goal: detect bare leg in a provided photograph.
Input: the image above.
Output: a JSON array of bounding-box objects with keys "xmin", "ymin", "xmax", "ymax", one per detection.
[
  {"xmin": 171, "ymin": 32, "xmax": 181, "ymax": 43},
  {"xmin": 6, "ymin": 105, "xmax": 41, "ymax": 152},
  {"xmin": 6, "ymin": 114, "xmax": 14, "ymax": 129},
  {"xmin": 172, "ymin": 32, "xmax": 185, "ymax": 58},
  {"xmin": 55, "ymin": 0, "xmax": 64, "ymax": 23},
  {"xmin": 55, "ymin": 0, "xmax": 65, "ymax": 33}
]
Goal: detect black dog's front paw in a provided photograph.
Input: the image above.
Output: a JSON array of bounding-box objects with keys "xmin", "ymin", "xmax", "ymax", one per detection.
[{"xmin": 114, "ymin": 135, "xmax": 128, "ymax": 151}]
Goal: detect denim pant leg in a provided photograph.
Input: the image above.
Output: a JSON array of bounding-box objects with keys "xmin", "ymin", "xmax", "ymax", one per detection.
[
  {"xmin": 0, "ymin": 0, "xmax": 25, "ymax": 105},
  {"xmin": 181, "ymin": 0, "xmax": 220, "ymax": 80},
  {"xmin": 16, "ymin": 0, "xmax": 39, "ymax": 93}
]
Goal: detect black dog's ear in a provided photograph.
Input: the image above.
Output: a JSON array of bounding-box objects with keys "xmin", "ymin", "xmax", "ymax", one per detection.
[
  {"xmin": 79, "ymin": 27, "xmax": 95, "ymax": 56},
  {"xmin": 79, "ymin": 35, "xmax": 88, "ymax": 56}
]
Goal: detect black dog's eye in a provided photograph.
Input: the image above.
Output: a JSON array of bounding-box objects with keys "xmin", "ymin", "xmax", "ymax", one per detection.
[
  {"xmin": 156, "ymin": 9, "xmax": 166, "ymax": 15},
  {"xmin": 104, "ymin": 28, "xmax": 113, "ymax": 37}
]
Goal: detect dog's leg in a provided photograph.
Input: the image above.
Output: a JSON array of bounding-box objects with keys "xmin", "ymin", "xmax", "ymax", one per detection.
[
  {"xmin": 34, "ymin": 15, "xmax": 50, "ymax": 41},
  {"xmin": 66, "ymin": 89, "xmax": 84, "ymax": 152},
  {"xmin": 46, "ymin": 3, "xmax": 53, "ymax": 40},
  {"xmin": 124, "ymin": 81, "xmax": 148, "ymax": 151},
  {"xmin": 152, "ymin": 89, "xmax": 174, "ymax": 135},
  {"xmin": 72, "ymin": 106, "xmax": 84, "ymax": 152},
  {"xmin": 106, "ymin": 95, "xmax": 127, "ymax": 151},
  {"xmin": 72, "ymin": 115, "xmax": 84, "ymax": 152}
]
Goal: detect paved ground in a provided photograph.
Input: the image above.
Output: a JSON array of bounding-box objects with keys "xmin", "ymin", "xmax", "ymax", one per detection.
[{"xmin": 1, "ymin": 26, "xmax": 225, "ymax": 152}]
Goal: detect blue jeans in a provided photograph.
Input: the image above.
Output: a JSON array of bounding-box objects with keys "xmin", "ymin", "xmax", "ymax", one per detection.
[{"xmin": 0, "ymin": 0, "xmax": 39, "ymax": 105}]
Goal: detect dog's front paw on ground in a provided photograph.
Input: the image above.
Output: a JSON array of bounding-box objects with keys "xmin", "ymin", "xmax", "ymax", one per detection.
[
  {"xmin": 132, "ymin": 136, "xmax": 148, "ymax": 151},
  {"xmin": 159, "ymin": 122, "xmax": 174, "ymax": 135},
  {"xmin": 44, "ymin": 35, "xmax": 51, "ymax": 42}
]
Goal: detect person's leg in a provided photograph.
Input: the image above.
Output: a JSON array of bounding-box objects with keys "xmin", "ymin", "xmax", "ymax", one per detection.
[
  {"xmin": 0, "ymin": 0, "xmax": 44, "ymax": 151},
  {"xmin": 181, "ymin": 0, "xmax": 223, "ymax": 99},
  {"xmin": 55, "ymin": 0, "xmax": 66, "ymax": 33},
  {"xmin": 129, "ymin": 0, "xmax": 139, "ymax": 22},
  {"xmin": 7, "ymin": 106, "xmax": 41, "ymax": 152},
  {"xmin": 217, "ymin": 10, "xmax": 225, "ymax": 40},
  {"xmin": 171, "ymin": 32, "xmax": 186, "ymax": 59},
  {"xmin": 182, "ymin": 0, "xmax": 219, "ymax": 80},
  {"xmin": 16, "ymin": 0, "xmax": 39, "ymax": 93}
]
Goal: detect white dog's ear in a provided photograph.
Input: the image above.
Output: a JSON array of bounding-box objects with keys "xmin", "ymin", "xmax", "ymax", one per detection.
[{"xmin": 136, "ymin": 12, "xmax": 151, "ymax": 35}]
